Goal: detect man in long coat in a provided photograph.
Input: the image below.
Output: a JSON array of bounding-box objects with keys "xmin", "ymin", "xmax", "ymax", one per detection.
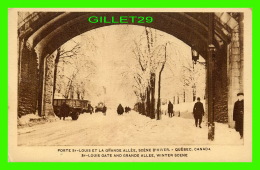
[
  {"xmin": 193, "ymin": 97, "xmax": 205, "ymax": 128},
  {"xmin": 168, "ymin": 101, "xmax": 174, "ymax": 117},
  {"xmin": 233, "ymin": 93, "xmax": 244, "ymax": 139}
]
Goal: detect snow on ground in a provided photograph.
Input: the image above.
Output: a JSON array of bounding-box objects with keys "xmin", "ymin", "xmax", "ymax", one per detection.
[
  {"xmin": 18, "ymin": 114, "xmax": 42, "ymax": 126},
  {"xmin": 17, "ymin": 110, "xmax": 243, "ymax": 146}
]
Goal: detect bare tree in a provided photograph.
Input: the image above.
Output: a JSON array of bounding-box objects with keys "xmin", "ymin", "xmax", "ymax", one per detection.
[
  {"xmin": 156, "ymin": 43, "xmax": 168, "ymax": 120},
  {"xmin": 53, "ymin": 43, "xmax": 80, "ymax": 99},
  {"xmin": 131, "ymin": 27, "xmax": 167, "ymax": 118},
  {"xmin": 54, "ymin": 32, "xmax": 102, "ymax": 100}
]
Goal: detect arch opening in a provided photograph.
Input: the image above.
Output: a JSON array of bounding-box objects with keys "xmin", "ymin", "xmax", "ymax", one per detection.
[{"xmin": 17, "ymin": 12, "xmax": 245, "ymax": 144}]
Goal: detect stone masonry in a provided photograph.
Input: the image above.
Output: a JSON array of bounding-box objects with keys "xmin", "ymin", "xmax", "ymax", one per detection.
[
  {"xmin": 41, "ymin": 54, "xmax": 56, "ymax": 117},
  {"xmin": 18, "ymin": 41, "xmax": 39, "ymax": 116},
  {"xmin": 227, "ymin": 18, "xmax": 244, "ymax": 128}
]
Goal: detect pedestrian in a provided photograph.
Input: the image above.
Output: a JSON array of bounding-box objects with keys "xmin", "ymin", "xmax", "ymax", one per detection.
[
  {"xmin": 60, "ymin": 101, "xmax": 70, "ymax": 120},
  {"xmin": 103, "ymin": 105, "xmax": 107, "ymax": 116},
  {"xmin": 88, "ymin": 104, "xmax": 93, "ymax": 114},
  {"xmin": 128, "ymin": 107, "xmax": 131, "ymax": 112},
  {"xmin": 233, "ymin": 92, "xmax": 244, "ymax": 139},
  {"xmin": 168, "ymin": 101, "xmax": 174, "ymax": 118},
  {"xmin": 171, "ymin": 103, "xmax": 174, "ymax": 117},
  {"xmin": 125, "ymin": 106, "xmax": 130, "ymax": 113},
  {"xmin": 193, "ymin": 97, "xmax": 204, "ymax": 128},
  {"xmin": 117, "ymin": 104, "xmax": 124, "ymax": 115}
]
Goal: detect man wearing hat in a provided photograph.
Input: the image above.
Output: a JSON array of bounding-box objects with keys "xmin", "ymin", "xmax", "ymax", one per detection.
[
  {"xmin": 233, "ymin": 92, "xmax": 244, "ymax": 139},
  {"xmin": 193, "ymin": 97, "xmax": 205, "ymax": 128}
]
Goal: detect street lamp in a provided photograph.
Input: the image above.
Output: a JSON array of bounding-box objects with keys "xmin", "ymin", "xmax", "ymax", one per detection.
[
  {"xmin": 208, "ymin": 44, "xmax": 216, "ymax": 52},
  {"xmin": 191, "ymin": 48, "xmax": 199, "ymax": 68},
  {"xmin": 191, "ymin": 48, "xmax": 207, "ymax": 67}
]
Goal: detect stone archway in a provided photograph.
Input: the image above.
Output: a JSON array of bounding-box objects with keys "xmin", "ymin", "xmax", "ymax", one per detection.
[{"xmin": 17, "ymin": 12, "xmax": 244, "ymax": 129}]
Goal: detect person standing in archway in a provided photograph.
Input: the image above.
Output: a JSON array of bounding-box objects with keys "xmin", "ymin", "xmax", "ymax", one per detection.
[
  {"xmin": 233, "ymin": 93, "xmax": 244, "ymax": 139},
  {"xmin": 193, "ymin": 97, "xmax": 204, "ymax": 128}
]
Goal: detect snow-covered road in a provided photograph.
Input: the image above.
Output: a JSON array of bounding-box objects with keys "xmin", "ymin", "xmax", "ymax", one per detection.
[{"xmin": 18, "ymin": 110, "xmax": 243, "ymax": 146}]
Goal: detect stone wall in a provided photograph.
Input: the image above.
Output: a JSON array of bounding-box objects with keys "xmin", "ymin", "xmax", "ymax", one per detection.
[
  {"xmin": 214, "ymin": 46, "xmax": 228, "ymax": 123},
  {"xmin": 41, "ymin": 54, "xmax": 56, "ymax": 117},
  {"xmin": 18, "ymin": 41, "xmax": 39, "ymax": 116},
  {"xmin": 227, "ymin": 21, "xmax": 243, "ymax": 128}
]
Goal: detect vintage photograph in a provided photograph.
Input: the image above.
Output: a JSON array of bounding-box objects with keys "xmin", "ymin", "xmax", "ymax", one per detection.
[{"xmin": 8, "ymin": 8, "xmax": 252, "ymax": 162}]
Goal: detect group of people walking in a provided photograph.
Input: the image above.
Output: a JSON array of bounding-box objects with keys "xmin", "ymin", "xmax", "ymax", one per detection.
[
  {"xmin": 167, "ymin": 97, "xmax": 204, "ymax": 128},
  {"xmin": 117, "ymin": 104, "xmax": 131, "ymax": 115},
  {"xmin": 58, "ymin": 93, "xmax": 244, "ymax": 139},
  {"xmin": 192, "ymin": 93, "xmax": 244, "ymax": 139}
]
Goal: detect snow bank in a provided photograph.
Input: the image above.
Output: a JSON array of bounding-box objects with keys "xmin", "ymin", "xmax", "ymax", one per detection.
[
  {"xmin": 18, "ymin": 114, "xmax": 40, "ymax": 126},
  {"xmin": 18, "ymin": 113, "xmax": 57, "ymax": 127}
]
